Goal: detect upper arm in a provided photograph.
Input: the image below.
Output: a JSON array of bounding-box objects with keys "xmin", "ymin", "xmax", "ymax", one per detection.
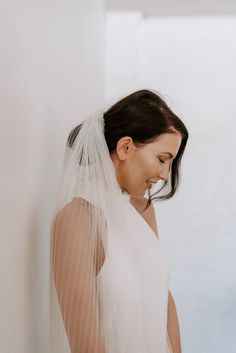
[
  {"xmin": 167, "ymin": 290, "xmax": 182, "ymax": 353},
  {"xmin": 52, "ymin": 197, "xmax": 106, "ymax": 353}
]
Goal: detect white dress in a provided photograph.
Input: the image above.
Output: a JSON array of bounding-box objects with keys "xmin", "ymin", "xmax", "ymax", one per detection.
[{"xmin": 96, "ymin": 192, "xmax": 173, "ymax": 353}]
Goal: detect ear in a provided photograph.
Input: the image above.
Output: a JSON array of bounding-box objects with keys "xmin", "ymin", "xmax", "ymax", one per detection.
[{"xmin": 116, "ymin": 136, "xmax": 134, "ymax": 161}]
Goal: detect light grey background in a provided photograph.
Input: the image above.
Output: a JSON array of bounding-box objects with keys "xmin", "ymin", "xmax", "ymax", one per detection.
[
  {"xmin": 0, "ymin": 1, "xmax": 106, "ymax": 352},
  {"xmin": 106, "ymin": 12, "xmax": 236, "ymax": 353}
]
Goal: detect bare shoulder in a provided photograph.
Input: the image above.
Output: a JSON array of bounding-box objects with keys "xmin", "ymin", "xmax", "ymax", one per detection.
[{"xmin": 130, "ymin": 196, "xmax": 159, "ymax": 239}]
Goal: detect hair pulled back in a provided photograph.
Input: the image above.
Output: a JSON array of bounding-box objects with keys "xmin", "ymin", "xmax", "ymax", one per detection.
[{"xmin": 68, "ymin": 89, "xmax": 188, "ymax": 207}]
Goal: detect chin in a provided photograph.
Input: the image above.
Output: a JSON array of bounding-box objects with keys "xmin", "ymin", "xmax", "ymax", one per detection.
[
  {"xmin": 133, "ymin": 190, "xmax": 146, "ymax": 198},
  {"xmin": 127, "ymin": 185, "xmax": 146, "ymax": 198}
]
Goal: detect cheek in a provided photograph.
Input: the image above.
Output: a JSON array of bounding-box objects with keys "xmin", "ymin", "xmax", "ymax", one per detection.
[
  {"xmin": 121, "ymin": 156, "xmax": 145, "ymax": 185},
  {"xmin": 135, "ymin": 153, "xmax": 158, "ymax": 179}
]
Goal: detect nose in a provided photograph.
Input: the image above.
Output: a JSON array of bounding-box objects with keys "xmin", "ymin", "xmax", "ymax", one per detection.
[{"xmin": 158, "ymin": 165, "xmax": 170, "ymax": 182}]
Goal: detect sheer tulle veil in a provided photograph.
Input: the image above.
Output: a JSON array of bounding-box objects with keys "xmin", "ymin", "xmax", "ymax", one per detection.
[{"xmin": 49, "ymin": 107, "xmax": 174, "ymax": 353}]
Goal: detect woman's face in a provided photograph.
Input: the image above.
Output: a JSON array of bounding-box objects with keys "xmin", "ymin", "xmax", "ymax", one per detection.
[{"xmin": 111, "ymin": 130, "xmax": 182, "ymax": 197}]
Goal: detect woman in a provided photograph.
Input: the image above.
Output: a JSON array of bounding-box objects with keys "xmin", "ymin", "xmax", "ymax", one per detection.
[{"xmin": 50, "ymin": 89, "xmax": 188, "ymax": 353}]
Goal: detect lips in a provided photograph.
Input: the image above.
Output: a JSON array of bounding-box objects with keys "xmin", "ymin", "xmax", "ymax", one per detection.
[{"xmin": 146, "ymin": 180, "xmax": 157, "ymax": 189}]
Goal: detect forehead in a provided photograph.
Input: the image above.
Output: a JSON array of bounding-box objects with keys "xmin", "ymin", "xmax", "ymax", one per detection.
[{"xmin": 143, "ymin": 132, "xmax": 182, "ymax": 157}]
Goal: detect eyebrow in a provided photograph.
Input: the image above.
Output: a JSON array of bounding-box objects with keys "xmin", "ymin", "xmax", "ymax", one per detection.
[{"xmin": 160, "ymin": 152, "xmax": 174, "ymax": 158}]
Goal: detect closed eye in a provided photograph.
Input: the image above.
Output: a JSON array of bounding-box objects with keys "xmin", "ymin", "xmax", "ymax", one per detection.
[{"xmin": 159, "ymin": 159, "xmax": 166, "ymax": 164}]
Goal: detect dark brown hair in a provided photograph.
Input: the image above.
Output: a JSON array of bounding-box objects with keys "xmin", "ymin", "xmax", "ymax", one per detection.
[{"xmin": 68, "ymin": 89, "xmax": 188, "ymax": 209}]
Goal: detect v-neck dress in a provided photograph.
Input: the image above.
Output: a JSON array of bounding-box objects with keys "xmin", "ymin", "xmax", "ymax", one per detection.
[{"xmin": 96, "ymin": 192, "xmax": 173, "ymax": 353}]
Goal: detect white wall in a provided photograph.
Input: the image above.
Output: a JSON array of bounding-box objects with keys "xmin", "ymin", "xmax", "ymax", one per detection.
[
  {"xmin": 106, "ymin": 13, "xmax": 236, "ymax": 353},
  {"xmin": 0, "ymin": 1, "xmax": 106, "ymax": 352}
]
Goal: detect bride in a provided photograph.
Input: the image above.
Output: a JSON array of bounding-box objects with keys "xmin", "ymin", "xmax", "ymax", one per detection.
[{"xmin": 49, "ymin": 89, "xmax": 188, "ymax": 353}]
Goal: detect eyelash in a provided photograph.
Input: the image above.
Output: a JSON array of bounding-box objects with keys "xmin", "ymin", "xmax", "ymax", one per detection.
[{"xmin": 159, "ymin": 159, "xmax": 166, "ymax": 164}]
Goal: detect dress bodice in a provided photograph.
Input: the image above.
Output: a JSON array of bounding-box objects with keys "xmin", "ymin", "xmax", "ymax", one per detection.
[{"xmin": 96, "ymin": 191, "xmax": 172, "ymax": 353}]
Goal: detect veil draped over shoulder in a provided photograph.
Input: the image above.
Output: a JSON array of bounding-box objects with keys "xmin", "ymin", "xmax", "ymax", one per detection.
[{"xmin": 49, "ymin": 109, "xmax": 173, "ymax": 353}]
